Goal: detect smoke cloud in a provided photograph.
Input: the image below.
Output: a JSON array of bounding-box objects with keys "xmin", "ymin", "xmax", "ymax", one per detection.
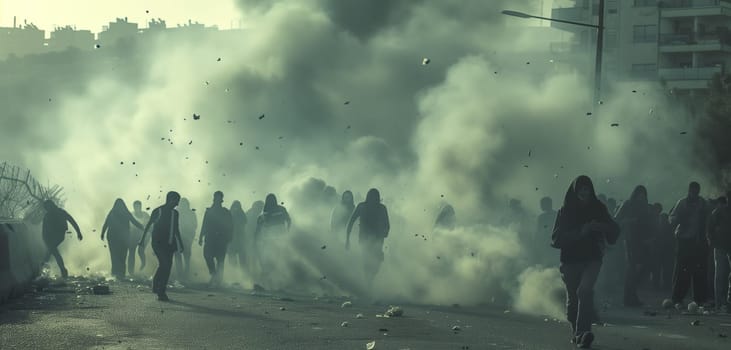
[{"xmin": 0, "ymin": 0, "xmax": 716, "ymax": 317}]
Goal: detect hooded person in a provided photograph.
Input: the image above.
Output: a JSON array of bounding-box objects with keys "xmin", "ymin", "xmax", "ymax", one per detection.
[
  {"xmin": 656, "ymin": 207, "xmax": 675, "ymax": 291},
  {"xmin": 434, "ymin": 203, "xmax": 456, "ymax": 231},
  {"xmin": 139, "ymin": 191, "xmax": 183, "ymax": 301},
  {"xmin": 198, "ymin": 191, "xmax": 233, "ymax": 287},
  {"xmin": 41, "ymin": 200, "xmax": 83, "ymax": 278},
  {"xmin": 253, "ymin": 194, "xmax": 291, "ymax": 289},
  {"xmin": 551, "ymin": 175, "xmax": 620, "ymax": 349},
  {"xmin": 668, "ymin": 181, "xmax": 710, "ymax": 307},
  {"xmin": 330, "ymin": 190, "xmax": 355, "ymax": 234},
  {"xmin": 174, "ymin": 198, "xmax": 197, "ymax": 280},
  {"xmin": 129, "ymin": 200, "xmax": 150, "ymax": 274},
  {"xmin": 614, "ymin": 185, "xmax": 655, "ymax": 307},
  {"xmin": 227, "ymin": 200, "xmax": 248, "ymax": 270},
  {"xmin": 346, "ymin": 188, "xmax": 390, "ymax": 286},
  {"xmin": 101, "ymin": 198, "xmax": 143, "ymax": 280},
  {"xmin": 707, "ymin": 192, "xmax": 731, "ymax": 313}
]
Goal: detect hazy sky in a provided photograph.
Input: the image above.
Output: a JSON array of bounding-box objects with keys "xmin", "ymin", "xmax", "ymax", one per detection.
[
  {"xmin": 0, "ymin": 0, "xmax": 242, "ymax": 32},
  {"xmin": 0, "ymin": 0, "xmax": 557, "ymax": 33}
]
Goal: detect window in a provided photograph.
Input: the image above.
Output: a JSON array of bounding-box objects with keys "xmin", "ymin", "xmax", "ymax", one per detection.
[
  {"xmin": 631, "ymin": 63, "xmax": 658, "ymax": 79},
  {"xmin": 633, "ymin": 0, "xmax": 657, "ymax": 6},
  {"xmin": 634, "ymin": 25, "xmax": 658, "ymax": 43}
]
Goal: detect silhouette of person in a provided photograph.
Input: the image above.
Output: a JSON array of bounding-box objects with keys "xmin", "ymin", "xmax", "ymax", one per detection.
[
  {"xmin": 174, "ymin": 198, "xmax": 197, "ymax": 281},
  {"xmin": 139, "ymin": 191, "xmax": 183, "ymax": 301},
  {"xmin": 228, "ymin": 200, "xmax": 248, "ymax": 269},
  {"xmin": 199, "ymin": 191, "xmax": 233, "ymax": 287},
  {"xmin": 669, "ymin": 181, "xmax": 710, "ymax": 307},
  {"xmin": 129, "ymin": 200, "xmax": 150, "ymax": 274},
  {"xmin": 346, "ymin": 188, "xmax": 390, "ymax": 285},
  {"xmin": 606, "ymin": 198, "xmax": 618, "ymax": 216},
  {"xmin": 331, "ymin": 190, "xmax": 355, "ymax": 234},
  {"xmin": 434, "ymin": 204, "xmax": 456, "ymax": 231},
  {"xmin": 707, "ymin": 192, "xmax": 731, "ymax": 313},
  {"xmin": 551, "ymin": 175, "xmax": 620, "ymax": 348},
  {"xmin": 41, "ymin": 200, "xmax": 82, "ymax": 278},
  {"xmin": 254, "ymin": 194, "xmax": 291, "ymax": 289},
  {"xmin": 656, "ymin": 209, "xmax": 675, "ymax": 291},
  {"xmin": 101, "ymin": 198, "xmax": 143, "ymax": 280},
  {"xmin": 245, "ymin": 200, "xmax": 264, "ymax": 272},
  {"xmin": 535, "ymin": 197, "xmax": 558, "ymax": 265},
  {"xmin": 615, "ymin": 185, "xmax": 654, "ymax": 307}
]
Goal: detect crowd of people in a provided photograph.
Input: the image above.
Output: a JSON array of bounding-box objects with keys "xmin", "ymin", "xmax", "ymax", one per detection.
[{"xmin": 37, "ymin": 176, "xmax": 731, "ymax": 349}]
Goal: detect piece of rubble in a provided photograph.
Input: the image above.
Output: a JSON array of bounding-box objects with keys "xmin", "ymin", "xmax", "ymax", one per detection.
[
  {"xmin": 452, "ymin": 325, "xmax": 461, "ymax": 332},
  {"xmin": 688, "ymin": 302, "xmax": 699, "ymax": 313},
  {"xmin": 341, "ymin": 321, "xmax": 349, "ymax": 327},
  {"xmin": 92, "ymin": 285, "xmax": 110, "ymax": 295},
  {"xmin": 342, "ymin": 301, "xmax": 353, "ymax": 308},
  {"xmin": 422, "ymin": 58, "xmax": 430, "ymax": 65},
  {"xmin": 356, "ymin": 313, "xmax": 364, "ymax": 319},
  {"xmin": 366, "ymin": 340, "xmax": 376, "ymax": 350},
  {"xmin": 279, "ymin": 307, "xmax": 286, "ymax": 311},
  {"xmin": 385, "ymin": 306, "xmax": 403, "ymax": 317},
  {"xmin": 690, "ymin": 320, "xmax": 700, "ymax": 326}
]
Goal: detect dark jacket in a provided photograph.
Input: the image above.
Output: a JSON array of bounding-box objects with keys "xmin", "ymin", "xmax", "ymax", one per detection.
[
  {"xmin": 708, "ymin": 206, "xmax": 731, "ymax": 250},
  {"xmin": 551, "ymin": 176, "xmax": 620, "ymax": 263},
  {"xmin": 150, "ymin": 206, "xmax": 182, "ymax": 248},
  {"xmin": 200, "ymin": 206, "xmax": 233, "ymax": 244},
  {"xmin": 669, "ymin": 197, "xmax": 708, "ymax": 241}
]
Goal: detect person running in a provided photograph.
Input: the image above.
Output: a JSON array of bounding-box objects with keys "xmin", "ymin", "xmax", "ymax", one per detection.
[
  {"xmin": 551, "ymin": 175, "xmax": 620, "ymax": 348},
  {"xmin": 331, "ymin": 190, "xmax": 355, "ymax": 234},
  {"xmin": 253, "ymin": 194, "xmax": 291, "ymax": 289},
  {"xmin": 101, "ymin": 198, "xmax": 143, "ymax": 280},
  {"xmin": 228, "ymin": 200, "xmax": 248, "ymax": 269},
  {"xmin": 129, "ymin": 200, "xmax": 150, "ymax": 274},
  {"xmin": 346, "ymin": 188, "xmax": 390, "ymax": 286},
  {"xmin": 174, "ymin": 198, "xmax": 197, "ymax": 281},
  {"xmin": 615, "ymin": 185, "xmax": 654, "ymax": 307},
  {"xmin": 199, "ymin": 191, "xmax": 233, "ymax": 287},
  {"xmin": 41, "ymin": 200, "xmax": 83, "ymax": 278},
  {"xmin": 669, "ymin": 182, "xmax": 710, "ymax": 308},
  {"xmin": 139, "ymin": 191, "xmax": 183, "ymax": 301}
]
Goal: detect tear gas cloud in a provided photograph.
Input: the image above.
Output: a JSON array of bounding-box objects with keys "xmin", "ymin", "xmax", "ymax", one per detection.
[{"xmin": 0, "ymin": 0, "xmax": 715, "ymax": 317}]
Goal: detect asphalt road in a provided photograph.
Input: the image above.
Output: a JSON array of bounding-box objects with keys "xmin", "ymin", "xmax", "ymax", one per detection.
[{"xmin": 1, "ymin": 278, "xmax": 730, "ymax": 350}]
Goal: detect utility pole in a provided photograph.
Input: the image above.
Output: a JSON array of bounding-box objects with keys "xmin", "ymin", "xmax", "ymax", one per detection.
[{"xmin": 594, "ymin": 0, "xmax": 605, "ymax": 104}]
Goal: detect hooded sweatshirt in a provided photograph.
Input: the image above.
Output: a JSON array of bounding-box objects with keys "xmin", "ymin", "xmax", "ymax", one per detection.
[{"xmin": 551, "ymin": 175, "xmax": 620, "ymax": 263}]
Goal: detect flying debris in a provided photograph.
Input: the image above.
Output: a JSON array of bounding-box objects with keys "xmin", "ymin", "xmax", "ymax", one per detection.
[
  {"xmin": 344, "ymin": 101, "xmax": 350, "ymax": 105},
  {"xmin": 586, "ymin": 112, "xmax": 593, "ymax": 116},
  {"xmin": 632, "ymin": 90, "xmax": 637, "ymax": 93},
  {"xmin": 680, "ymin": 131, "xmax": 687, "ymax": 135},
  {"xmin": 321, "ymin": 245, "xmax": 327, "ymax": 250},
  {"xmin": 526, "ymin": 61, "xmax": 530, "ymax": 65},
  {"xmin": 189, "ymin": 140, "xmax": 193, "ymax": 145},
  {"xmin": 422, "ymin": 58, "xmax": 430, "ymax": 65},
  {"xmin": 95, "ymin": 44, "xmax": 101, "ymax": 49},
  {"xmin": 240, "ymin": 142, "xmax": 243, "ymax": 146},
  {"xmin": 193, "ymin": 114, "xmax": 201, "ymax": 120},
  {"xmin": 217, "ymin": 57, "xmax": 222, "ymax": 62},
  {"xmin": 259, "ymin": 114, "xmax": 265, "ymax": 120},
  {"xmin": 611, "ymin": 123, "xmax": 619, "ymax": 127}
]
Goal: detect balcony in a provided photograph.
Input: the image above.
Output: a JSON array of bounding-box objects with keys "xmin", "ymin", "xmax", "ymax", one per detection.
[
  {"xmin": 659, "ymin": 32, "xmax": 731, "ymax": 52},
  {"xmin": 661, "ymin": 0, "xmax": 731, "ymax": 17},
  {"xmin": 659, "ymin": 66, "xmax": 722, "ymax": 89}
]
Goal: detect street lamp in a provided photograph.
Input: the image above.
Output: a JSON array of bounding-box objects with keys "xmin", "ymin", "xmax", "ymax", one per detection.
[{"xmin": 502, "ymin": 0, "xmax": 605, "ymax": 105}]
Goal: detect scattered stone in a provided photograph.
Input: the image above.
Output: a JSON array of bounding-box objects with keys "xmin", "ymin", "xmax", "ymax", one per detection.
[
  {"xmin": 356, "ymin": 313, "xmax": 364, "ymax": 319},
  {"xmin": 688, "ymin": 302, "xmax": 699, "ymax": 313},
  {"xmin": 385, "ymin": 306, "xmax": 404, "ymax": 317},
  {"xmin": 452, "ymin": 325, "xmax": 461, "ymax": 332},
  {"xmin": 379, "ymin": 328, "xmax": 389, "ymax": 332},
  {"xmin": 341, "ymin": 321, "xmax": 349, "ymax": 327},
  {"xmin": 691, "ymin": 320, "xmax": 700, "ymax": 326},
  {"xmin": 342, "ymin": 301, "xmax": 353, "ymax": 308},
  {"xmin": 279, "ymin": 307, "xmax": 286, "ymax": 311},
  {"xmin": 422, "ymin": 58, "xmax": 430, "ymax": 65},
  {"xmin": 367, "ymin": 340, "xmax": 376, "ymax": 350}
]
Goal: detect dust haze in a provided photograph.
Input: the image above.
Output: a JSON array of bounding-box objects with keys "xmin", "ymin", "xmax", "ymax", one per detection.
[{"xmin": 0, "ymin": 0, "xmax": 715, "ymax": 319}]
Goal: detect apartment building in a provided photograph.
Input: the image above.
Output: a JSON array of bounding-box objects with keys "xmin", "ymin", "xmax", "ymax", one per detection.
[{"xmin": 552, "ymin": 0, "xmax": 731, "ymax": 92}]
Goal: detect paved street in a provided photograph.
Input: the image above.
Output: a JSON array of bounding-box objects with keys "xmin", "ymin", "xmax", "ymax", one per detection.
[{"xmin": 1, "ymin": 278, "xmax": 730, "ymax": 349}]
